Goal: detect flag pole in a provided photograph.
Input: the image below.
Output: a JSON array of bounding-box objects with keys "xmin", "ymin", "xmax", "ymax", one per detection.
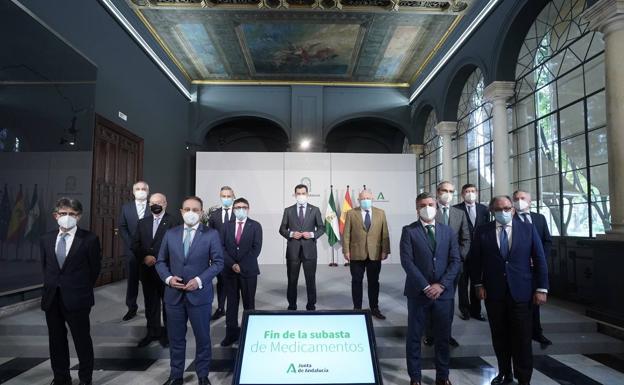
[{"xmin": 329, "ymin": 185, "xmax": 335, "ymax": 267}]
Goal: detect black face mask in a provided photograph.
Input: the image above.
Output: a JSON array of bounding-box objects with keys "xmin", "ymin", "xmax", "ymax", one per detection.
[{"xmin": 150, "ymin": 204, "xmax": 163, "ymax": 214}]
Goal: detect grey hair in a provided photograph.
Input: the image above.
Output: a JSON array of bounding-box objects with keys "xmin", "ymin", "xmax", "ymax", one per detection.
[
  {"xmin": 220, "ymin": 186, "xmax": 235, "ymax": 196},
  {"xmin": 512, "ymin": 189, "xmax": 531, "ymax": 199},
  {"xmin": 54, "ymin": 197, "xmax": 83, "ymax": 214},
  {"xmin": 133, "ymin": 180, "xmax": 149, "ymax": 190},
  {"xmin": 489, "ymin": 195, "xmax": 513, "ymax": 210}
]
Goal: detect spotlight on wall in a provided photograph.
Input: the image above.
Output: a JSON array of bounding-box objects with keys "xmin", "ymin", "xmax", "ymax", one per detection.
[{"xmin": 300, "ymin": 138, "xmax": 311, "ymax": 150}]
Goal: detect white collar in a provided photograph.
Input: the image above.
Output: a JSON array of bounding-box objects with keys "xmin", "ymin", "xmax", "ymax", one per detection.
[{"xmin": 58, "ymin": 225, "xmax": 78, "ymax": 237}]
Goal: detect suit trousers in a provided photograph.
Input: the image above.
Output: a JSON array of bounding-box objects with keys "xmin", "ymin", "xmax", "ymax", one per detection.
[
  {"xmin": 532, "ymin": 305, "xmax": 543, "ymax": 337},
  {"xmin": 166, "ymin": 298, "xmax": 212, "ymax": 379},
  {"xmin": 349, "ymin": 258, "xmax": 381, "ymax": 310},
  {"xmin": 225, "ymin": 274, "xmax": 257, "ymax": 336},
  {"xmin": 406, "ymin": 297, "xmax": 453, "ymax": 382},
  {"xmin": 125, "ymin": 252, "xmax": 139, "ymax": 311},
  {"xmin": 45, "ymin": 289, "xmax": 93, "ymax": 383},
  {"xmin": 215, "ymin": 272, "xmax": 226, "ymax": 310},
  {"xmin": 140, "ymin": 265, "xmax": 166, "ymax": 336},
  {"xmin": 457, "ymin": 260, "xmax": 482, "ymax": 317},
  {"xmin": 484, "ymin": 290, "xmax": 533, "ymax": 383},
  {"xmin": 286, "ymin": 249, "xmax": 317, "ymax": 310}
]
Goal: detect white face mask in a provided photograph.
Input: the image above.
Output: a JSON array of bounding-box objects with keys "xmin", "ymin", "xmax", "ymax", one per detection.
[
  {"xmin": 183, "ymin": 211, "xmax": 200, "ymax": 226},
  {"xmin": 513, "ymin": 199, "xmax": 529, "ymax": 212},
  {"xmin": 134, "ymin": 190, "xmax": 148, "ymax": 200},
  {"xmin": 439, "ymin": 192, "xmax": 453, "ymax": 205},
  {"xmin": 464, "ymin": 192, "xmax": 477, "ymax": 203},
  {"xmin": 296, "ymin": 195, "xmax": 308, "ymax": 205},
  {"xmin": 418, "ymin": 206, "xmax": 437, "ymax": 222},
  {"xmin": 57, "ymin": 215, "xmax": 77, "ymax": 230}
]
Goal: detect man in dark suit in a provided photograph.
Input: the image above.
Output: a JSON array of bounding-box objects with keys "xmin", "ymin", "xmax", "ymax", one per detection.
[
  {"xmin": 132, "ymin": 193, "xmax": 177, "ymax": 348},
  {"xmin": 118, "ymin": 180, "xmax": 149, "ymax": 321},
  {"xmin": 156, "ymin": 196, "xmax": 224, "ymax": 385},
  {"xmin": 454, "ymin": 183, "xmax": 490, "ymax": 321},
  {"xmin": 471, "ymin": 195, "xmax": 549, "ymax": 385},
  {"xmin": 512, "ymin": 189, "xmax": 553, "ymax": 347},
  {"xmin": 279, "ymin": 183, "xmax": 325, "ymax": 311},
  {"xmin": 41, "ymin": 198, "xmax": 101, "ymax": 385},
  {"xmin": 220, "ymin": 197, "xmax": 263, "ymax": 347},
  {"xmin": 207, "ymin": 186, "xmax": 236, "ymax": 321},
  {"xmin": 401, "ymin": 192, "xmax": 461, "ymax": 385},
  {"xmin": 424, "ymin": 181, "xmax": 470, "ymax": 347}
]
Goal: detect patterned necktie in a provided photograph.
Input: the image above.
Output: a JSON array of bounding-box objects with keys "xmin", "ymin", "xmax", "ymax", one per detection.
[
  {"xmin": 469, "ymin": 205, "xmax": 476, "ymax": 226},
  {"xmin": 224, "ymin": 208, "xmax": 230, "ymax": 223},
  {"xmin": 153, "ymin": 216, "xmax": 160, "ymax": 238},
  {"xmin": 183, "ymin": 227, "xmax": 194, "ymax": 258},
  {"xmin": 138, "ymin": 203, "xmax": 145, "ymax": 219},
  {"xmin": 236, "ymin": 221, "xmax": 244, "ymax": 245},
  {"xmin": 298, "ymin": 205, "xmax": 305, "ymax": 225},
  {"xmin": 443, "ymin": 207, "xmax": 449, "ymax": 225},
  {"xmin": 499, "ymin": 225, "xmax": 509, "ymax": 259},
  {"xmin": 426, "ymin": 225, "xmax": 436, "ymax": 251},
  {"xmin": 56, "ymin": 232, "xmax": 69, "ymax": 268},
  {"xmin": 522, "ymin": 213, "xmax": 531, "ymax": 223},
  {"xmin": 364, "ymin": 210, "xmax": 371, "ymax": 231}
]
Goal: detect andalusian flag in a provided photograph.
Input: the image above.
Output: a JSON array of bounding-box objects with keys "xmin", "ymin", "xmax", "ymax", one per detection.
[
  {"xmin": 24, "ymin": 184, "xmax": 42, "ymax": 242},
  {"xmin": 325, "ymin": 188, "xmax": 340, "ymax": 246},
  {"xmin": 339, "ymin": 186, "xmax": 353, "ymax": 235},
  {"xmin": 7, "ymin": 185, "xmax": 27, "ymax": 241}
]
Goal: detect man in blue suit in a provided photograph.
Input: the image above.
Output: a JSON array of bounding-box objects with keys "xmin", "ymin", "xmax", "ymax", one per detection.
[
  {"xmin": 470, "ymin": 195, "xmax": 548, "ymax": 385},
  {"xmin": 401, "ymin": 192, "xmax": 461, "ymax": 385},
  {"xmin": 156, "ymin": 196, "xmax": 224, "ymax": 385},
  {"xmin": 220, "ymin": 197, "xmax": 262, "ymax": 347}
]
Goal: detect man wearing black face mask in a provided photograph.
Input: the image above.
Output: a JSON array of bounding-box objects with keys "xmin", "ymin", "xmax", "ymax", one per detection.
[{"xmin": 132, "ymin": 193, "xmax": 178, "ymax": 348}]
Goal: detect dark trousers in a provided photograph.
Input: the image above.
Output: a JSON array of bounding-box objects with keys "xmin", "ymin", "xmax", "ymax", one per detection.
[
  {"xmin": 125, "ymin": 252, "xmax": 139, "ymax": 312},
  {"xmin": 140, "ymin": 265, "xmax": 166, "ymax": 336},
  {"xmin": 532, "ymin": 305, "xmax": 543, "ymax": 337},
  {"xmin": 406, "ymin": 297, "xmax": 453, "ymax": 382},
  {"xmin": 215, "ymin": 272, "xmax": 226, "ymax": 311},
  {"xmin": 485, "ymin": 291, "xmax": 533, "ymax": 383},
  {"xmin": 286, "ymin": 251, "xmax": 317, "ymax": 310},
  {"xmin": 45, "ymin": 291, "xmax": 93, "ymax": 383},
  {"xmin": 225, "ymin": 274, "xmax": 257, "ymax": 336},
  {"xmin": 457, "ymin": 260, "xmax": 482, "ymax": 316},
  {"xmin": 349, "ymin": 258, "xmax": 381, "ymax": 309},
  {"xmin": 425, "ymin": 278, "xmax": 458, "ymax": 338},
  {"xmin": 166, "ymin": 299, "xmax": 212, "ymax": 379}
]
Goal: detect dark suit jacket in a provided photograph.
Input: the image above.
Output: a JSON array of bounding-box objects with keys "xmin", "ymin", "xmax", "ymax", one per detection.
[
  {"xmin": 279, "ymin": 203, "xmax": 325, "ymax": 260},
  {"xmin": 156, "ymin": 224, "xmax": 224, "ymax": 306},
  {"xmin": 208, "ymin": 207, "xmax": 235, "ymax": 236},
  {"xmin": 454, "ymin": 201, "xmax": 491, "ymax": 238},
  {"xmin": 400, "ymin": 221, "xmax": 461, "ymax": 304},
  {"xmin": 515, "ymin": 211, "xmax": 552, "ymax": 258},
  {"xmin": 470, "ymin": 218, "xmax": 549, "ymax": 303},
  {"xmin": 222, "ymin": 218, "xmax": 262, "ymax": 277},
  {"xmin": 132, "ymin": 212, "xmax": 177, "ymax": 264},
  {"xmin": 436, "ymin": 205, "xmax": 471, "ymax": 260},
  {"xmin": 40, "ymin": 228, "xmax": 102, "ymax": 312},
  {"xmin": 119, "ymin": 201, "xmax": 142, "ymax": 254}
]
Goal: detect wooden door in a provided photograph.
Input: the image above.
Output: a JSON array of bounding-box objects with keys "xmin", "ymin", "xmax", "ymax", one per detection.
[{"xmin": 91, "ymin": 115, "xmax": 143, "ymax": 286}]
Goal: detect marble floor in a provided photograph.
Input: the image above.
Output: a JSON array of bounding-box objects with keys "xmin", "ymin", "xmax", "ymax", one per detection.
[{"xmin": 0, "ymin": 265, "xmax": 623, "ymax": 385}]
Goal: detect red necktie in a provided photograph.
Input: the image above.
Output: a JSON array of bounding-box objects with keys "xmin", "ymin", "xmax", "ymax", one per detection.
[{"xmin": 235, "ymin": 221, "xmax": 243, "ymax": 245}]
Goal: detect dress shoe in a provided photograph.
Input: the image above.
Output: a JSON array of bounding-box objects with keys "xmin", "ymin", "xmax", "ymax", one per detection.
[
  {"xmin": 211, "ymin": 308, "xmax": 225, "ymax": 320},
  {"xmin": 159, "ymin": 334, "xmax": 170, "ymax": 348},
  {"xmin": 306, "ymin": 305, "xmax": 316, "ymax": 311},
  {"xmin": 490, "ymin": 373, "xmax": 513, "ymax": 385},
  {"xmin": 459, "ymin": 311, "xmax": 470, "ymax": 320},
  {"xmin": 50, "ymin": 380, "xmax": 72, "ymax": 385},
  {"xmin": 471, "ymin": 313, "xmax": 487, "ymax": 321},
  {"xmin": 198, "ymin": 377, "xmax": 211, "ymax": 385},
  {"xmin": 370, "ymin": 308, "xmax": 386, "ymax": 320},
  {"xmin": 162, "ymin": 378, "xmax": 183, "ymax": 385},
  {"xmin": 423, "ymin": 336, "xmax": 434, "ymax": 346},
  {"xmin": 435, "ymin": 379, "xmax": 452, "ymax": 385},
  {"xmin": 533, "ymin": 334, "xmax": 552, "ymax": 346},
  {"xmin": 122, "ymin": 309, "xmax": 137, "ymax": 321},
  {"xmin": 410, "ymin": 381, "xmax": 421, "ymax": 385},
  {"xmin": 137, "ymin": 334, "xmax": 158, "ymax": 348},
  {"xmin": 449, "ymin": 336, "xmax": 460, "ymax": 347},
  {"xmin": 344, "ymin": 262, "xmax": 350, "ymax": 266},
  {"xmin": 220, "ymin": 335, "xmax": 239, "ymax": 347},
  {"xmin": 287, "ymin": 306, "xmax": 297, "ymax": 311}
]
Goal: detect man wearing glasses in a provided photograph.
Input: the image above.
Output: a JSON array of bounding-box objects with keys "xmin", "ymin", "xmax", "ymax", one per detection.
[
  {"xmin": 40, "ymin": 198, "xmax": 101, "ymax": 385},
  {"xmin": 470, "ymin": 196, "xmax": 548, "ymax": 385}
]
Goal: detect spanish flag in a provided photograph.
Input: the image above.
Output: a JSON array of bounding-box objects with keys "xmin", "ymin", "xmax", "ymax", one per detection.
[
  {"xmin": 7, "ymin": 185, "xmax": 27, "ymax": 242},
  {"xmin": 339, "ymin": 186, "xmax": 353, "ymax": 235}
]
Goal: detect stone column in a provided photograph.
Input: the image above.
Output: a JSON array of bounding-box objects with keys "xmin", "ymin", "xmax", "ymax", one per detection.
[
  {"xmin": 434, "ymin": 121, "xmax": 457, "ymax": 183},
  {"xmin": 411, "ymin": 144, "xmax": 425, "ymax": 191},
  {"xmin": 585, "ymin": 0, "xmax": 624, "ymax": 239},
  {"xmin": 484, "ymin": 81, "xmax": 515, "ymax": 196}
]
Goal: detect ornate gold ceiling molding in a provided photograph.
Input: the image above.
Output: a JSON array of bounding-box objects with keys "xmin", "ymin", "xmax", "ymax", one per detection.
[{"xmin": 129, "ymin": 0, "xmax": 470, "ymax": 14}]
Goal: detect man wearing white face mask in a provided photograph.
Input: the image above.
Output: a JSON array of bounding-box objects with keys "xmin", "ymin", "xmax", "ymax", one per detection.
[
  {"xmin": 41, "ymin": 198, "xmax": 101, "ymax": 385},
  {"xmin": 512, "ymin": 190, "xmax": 553, "ymax": 348},
  {"xmin": 118, "ymin": 180, "xmax": 149, "ymax": 321}
]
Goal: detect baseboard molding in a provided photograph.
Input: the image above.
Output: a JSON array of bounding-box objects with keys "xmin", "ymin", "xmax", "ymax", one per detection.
[{"xmin": 0, "ymin": 297, "xmax": 40, "ymax": 319}]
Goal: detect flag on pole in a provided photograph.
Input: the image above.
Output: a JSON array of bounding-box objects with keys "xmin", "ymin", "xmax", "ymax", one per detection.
[
  {"xmin": 7, "ymin": 185, "xmax": 27, "ymax": 241},
  {"xmin": 325, "ymin": 187, "xmax": 340, "ymax": 246},
  {"xmin": 24, "ymin": 184, "xmax": 42, "ymax": 242},
  {"xmin": 0, "ymin": 184, "xmax": 10, "ymax": 241},
  {"xmin": 339, "ymin": 186, "xmax": 353, "ymax": 235}
]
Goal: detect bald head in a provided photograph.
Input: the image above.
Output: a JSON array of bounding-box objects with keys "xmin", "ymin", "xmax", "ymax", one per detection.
[
  {"xmin": 359, "ymin": 189, "xmax": 373, "ymax": 200},
  {"xmin": 149, "ymin": 193, "xmax": 167, "ymax": 212}
]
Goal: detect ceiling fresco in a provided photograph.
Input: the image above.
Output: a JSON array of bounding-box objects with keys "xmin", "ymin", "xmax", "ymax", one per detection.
[{"xmin": 125, "ymin": 0, "xmax": 474, "ymax": 85}]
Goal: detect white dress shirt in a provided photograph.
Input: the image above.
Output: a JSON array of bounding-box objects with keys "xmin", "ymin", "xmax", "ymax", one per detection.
[
  {"xmin": 56, "ymin": 225, "xmax": 78, "ymax": 255},
  {"xmin": 166, "ymin": 222, "xmax": 203, "ymax": 289},
  {"xmin": 221, "ymin": 206, "xmax": 232, "ymax": 223},
  {"xmin": 135, "ymin": 200, "xmax": 147, "ymax": 219},
  {"xmin": 496, "ymin": 221, "xmax": 513, "ymax": 250},
  {"xmin": 361, "ymin": 207, "xmax": 373, "ymax": 222},
  {"xmin": 465, "ymin": 202, "xmax": 477, "ymax": 225}
]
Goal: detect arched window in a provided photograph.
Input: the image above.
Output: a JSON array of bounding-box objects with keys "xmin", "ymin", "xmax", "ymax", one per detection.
[
  {"xmin": 452, "ymin": 68, "xmax": 493, "ymax": 204},
  {"xmin": 510, "ymin": 0, "xmax": 608, "ymax": 237},
  {"xmin": 420, "ymin": 110, "xmax": 440, "ymax": 194}
]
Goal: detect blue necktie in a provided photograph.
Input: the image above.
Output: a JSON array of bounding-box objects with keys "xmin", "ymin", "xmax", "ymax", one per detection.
[
  {"xmin": 183, "ymin": 228, "xmax": 193, "ymax": 258},
  {"xmin": 56, "ymin": 232, "xmax": 69, "ymax": 268},
  {"xmin": 499, "ymin": 225, "xmax": 509, "ymax": 260},
  {"xmin": 364, "ymin": 210, "xmax": 371, "ymax": 231}
]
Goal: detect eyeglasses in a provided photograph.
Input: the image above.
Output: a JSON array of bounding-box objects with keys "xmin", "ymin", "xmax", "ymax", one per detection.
[
  {"xmin": 494, "ymin": 207, "xmax": 513, "ymax": 213},
  {"xmin": 57, "ymin": 212, "xmax": 79, "ymax": 217},
  {"xmin": 233, "ymin": 206, "xmax": 249, "ymax": 210}
]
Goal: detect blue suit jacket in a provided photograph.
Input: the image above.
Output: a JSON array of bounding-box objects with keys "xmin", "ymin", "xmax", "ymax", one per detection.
[
  {"xmin": 222, "ymin": 218, "xmax": 263, "ymax": 277},
  {"xmin": 470, "ymin": 218, "xmax": 548, "ymax": 303},
  {"xmin": 515, "ymin": 212, "xmax": 552, "ymax": 258},
  {"xmin": 400, "ymin": 221, "xmax": 461, "ymax": 303},
  {"xmin": 156, "ymin": 224, "xmax": 224, "ymax": 306}
]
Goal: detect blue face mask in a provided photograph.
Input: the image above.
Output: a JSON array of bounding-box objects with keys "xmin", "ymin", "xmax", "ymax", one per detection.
[
  {"xmin": 360, "ymin": 199, "xmax": 372, "ymax": 210},
  {"xmin": 221, "ymin": 197, "xmax": 233, "ymax": 208},
  {"xmin": 494, "ymin": 210, "xmax": 513, "ymax": 225},
  {"xmin": 234, "ymin": 208, "xmax": 247, "ymax": 221}
]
